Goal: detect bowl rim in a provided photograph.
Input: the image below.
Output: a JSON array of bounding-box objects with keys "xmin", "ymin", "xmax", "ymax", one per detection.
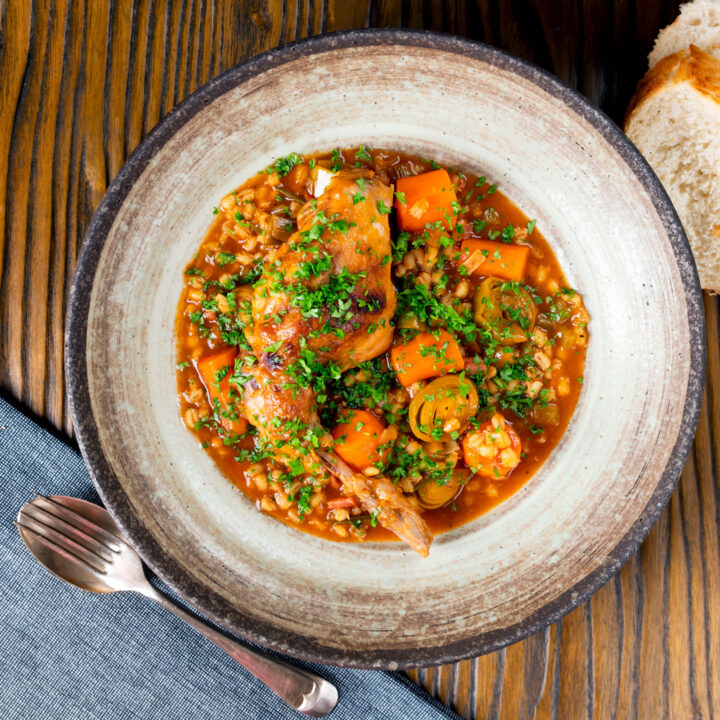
[{"xmin": 65, "ymin": 28, "xmax": 706, "ymax": 669}]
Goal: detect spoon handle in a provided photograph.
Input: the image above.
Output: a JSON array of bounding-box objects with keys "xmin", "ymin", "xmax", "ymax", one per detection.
[{"xmin": 139, "ymin": 585, "xmax": 338, "ymax": 717}]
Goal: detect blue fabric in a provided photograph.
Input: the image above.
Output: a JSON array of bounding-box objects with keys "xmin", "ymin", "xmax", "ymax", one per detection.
[{"xmin": 0, "ymin": 395, "xmax": 462, "ymax": 719}]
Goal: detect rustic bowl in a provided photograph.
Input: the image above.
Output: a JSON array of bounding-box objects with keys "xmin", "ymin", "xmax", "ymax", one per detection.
[{"xmin": 65, "ymin": 30, "xmax": 705, "ymax": 669}]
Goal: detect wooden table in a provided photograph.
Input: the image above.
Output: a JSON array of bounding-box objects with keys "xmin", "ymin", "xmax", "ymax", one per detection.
[{"xmin": 2, "ymin": 2, "xmax": 717, "ymax": 718}]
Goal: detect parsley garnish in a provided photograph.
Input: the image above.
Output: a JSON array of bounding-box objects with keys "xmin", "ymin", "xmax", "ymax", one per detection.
[
  {"xmin": 355, "ymin": 146, "xmax": 372, "ymax": 163},
  {"xmin": 215, "ymin": 252, "xmax": 236, "ymax": 267},
  {"xmin": 266, "ymin": 152, "xmax": 303, "ymax": 176},
  {"xmin": 330, "ymin": 148, "xmax": 342, "ymax": 172},
  {"xmin": 392, "ymin": 231, "xmax": 410, "ymax": 262}
]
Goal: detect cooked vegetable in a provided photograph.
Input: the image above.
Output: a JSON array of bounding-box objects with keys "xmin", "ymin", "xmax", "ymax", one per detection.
[
  {"xmin": 408, "ymin": 375, "xmax": 479, "ymax": 442},
  {"xmin": 195, "ymin": 348, "xmax": 248, "ymax": 435},
  {"xmin": 473, "ymin": 277, "xmax": 537, "ymax": 345},
  {"xmin": 178, "ymin": 147, "xmax": 590, "ymax": 550},
  {"xmin": 390, "ymin": 330, "xmax": 464, "ymax": 387},
  {"xmin": 331, "ymin": 409, "xmax": 388, "ymax": 470},
  {"xmin": 270, "ymin": 215, "xmax": 293, "ymax": 241},
  {"xmin": 531, "ymin": 403, "xmax": 560, "ymax": 426},
  {"xmin": 334, "ymin": 513, "xmax": 372, "ymax": 524},
  {"xmin": 310, "ymin": 166, "xmax": 336, "ymax": 197},
  {"xmin": 417, "ymin": 468, "xmax": 469, "ymax": 509},
  {"xmin": 395, "ymin": 169, "xmax": 458, "ymax": 231},
  {"xmin": 462, "ymin": 413, "xmax": 521, "ymax": 478},
  {"xmin": 326, "ymin": 497, "xmax": 359, "ymax": 510},
  {"xmin": 273, "ymin": 186, "xmax": 305, "ymax": 203},
  {"xmin": 460, "ymin": 239, "xmax": 530, "ymax": 281}
]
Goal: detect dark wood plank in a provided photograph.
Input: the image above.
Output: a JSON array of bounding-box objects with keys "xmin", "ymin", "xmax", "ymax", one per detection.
[{"xmin": 0, "ymin": 2, "xmax": 717, "ymax": 719}]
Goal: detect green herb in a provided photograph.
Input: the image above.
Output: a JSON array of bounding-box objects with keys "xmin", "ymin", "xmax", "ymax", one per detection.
[
  {"xmin": 265, "ymin": 340, "xmax": 283, "ymax": 353},
  {"xmin": 330, "ymin": 148, "xmax": 342, "ymax": 172},
  {"xmin": 295, "ymin": 254, "xmax": 332, "ymax": 279},
  {"xmin": 215, "ymin": 252, "xmax": 236, "ymax": 267},
  {"xmin": 396, "ymin": 279, "xmax": 477, "ymax": 343},
  {"xmin": 266, "ymin": 152, "xmax": 303, "ymax": 176},
  {"xmin": 501, "ymin": 224, "xmax": 515, "ymax": 243},
  {"xmin": 392, "ymin": 231, "xmax": 410, "ymax": 262},
  {"xmin": 355, "ymin": 146, "xmax": 372, "ymax": 163},
  {"xmin": 287, "ymin": 267, "xmax": 367, "ymax": 332},
  {"xmin": 296, "ymin": 485, "xmax": 313, "ymax": 518}
]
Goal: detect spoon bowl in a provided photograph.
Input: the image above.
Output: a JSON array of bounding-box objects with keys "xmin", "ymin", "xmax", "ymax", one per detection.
[{"xmin": 17, "ymin": 494, "xmax": 141, "ymax": 594}]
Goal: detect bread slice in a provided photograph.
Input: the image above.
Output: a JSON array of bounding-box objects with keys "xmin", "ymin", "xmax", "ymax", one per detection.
[
  {"xmin": 649, "ymin": 0, "xmax": 720, "ymax": 68},
  {"xmin": 625, "ymin": 45, "xmax": 720, "ymax": 292}
]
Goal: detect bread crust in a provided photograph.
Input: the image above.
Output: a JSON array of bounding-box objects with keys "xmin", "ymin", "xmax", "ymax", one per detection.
[{"xmin": 625, "ymin": 44, "xmax": 720, "ymax": 127}]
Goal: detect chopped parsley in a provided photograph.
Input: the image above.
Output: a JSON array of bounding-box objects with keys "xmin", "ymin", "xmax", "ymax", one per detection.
[
  {"xmin": 355, "ymin": 146, "xmax": 373, "ymax": 163},
  {"xmin": 266, "ymin": 152, "xmax": 303, "ymax": 176},
  {"xmin": 396, "ymin": 279, "xmax": 477, "ymax": 343},
  {"xmin": 215, "ymin": 252, "xmax": 236, "ymax": 267},
  {"xmin": 392, "ymin": 231, "xmax": 410, "ymax": 262},
  {"xmin": 330, "ymin": 148, "xmax": 342, "ymax": 172}
]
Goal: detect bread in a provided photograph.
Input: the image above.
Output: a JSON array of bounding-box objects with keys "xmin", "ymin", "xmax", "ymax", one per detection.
[
  {"xmin": 625, "ymin": 45, "xmax": 720, "ymax": 292},
  {"xmin": 649, "ymin": 0, "xmax": 720, "ymax": 68}
]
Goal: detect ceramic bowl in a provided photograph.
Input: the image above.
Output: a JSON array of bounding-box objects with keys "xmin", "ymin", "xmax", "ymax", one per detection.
[{"xmin": 65, "ymin": 30, "xmax": 705, "ymax": 669}]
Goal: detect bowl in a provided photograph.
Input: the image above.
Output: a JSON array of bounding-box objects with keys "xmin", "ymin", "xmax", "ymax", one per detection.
[{"xmin": 65, "ymin": 30, "xmax": 705, "ymax": 669}]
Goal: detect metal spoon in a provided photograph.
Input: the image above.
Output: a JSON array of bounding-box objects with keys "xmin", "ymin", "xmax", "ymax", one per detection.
[{"xmin": 15, "ymin": 494, "xmax": 338, "ymax": 717}]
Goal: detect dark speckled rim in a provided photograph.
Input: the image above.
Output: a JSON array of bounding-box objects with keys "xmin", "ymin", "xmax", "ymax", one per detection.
[{"xmin": 65, "ymin": 29, "xmax": 706, "ymax": 669}]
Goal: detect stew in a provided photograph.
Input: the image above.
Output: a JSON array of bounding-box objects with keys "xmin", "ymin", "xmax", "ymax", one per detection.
[{"xmin": 176, "ymin": 147, "xmax": 589, "ymax": 557}]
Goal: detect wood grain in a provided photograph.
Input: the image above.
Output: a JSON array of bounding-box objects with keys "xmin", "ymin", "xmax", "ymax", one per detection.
[{"xmin": 2, "ymin": 1, "xmax": 717, "ymax": 718}]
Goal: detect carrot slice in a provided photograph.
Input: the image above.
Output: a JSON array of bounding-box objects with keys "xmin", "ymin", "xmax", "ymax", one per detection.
[
  {"xmin": 395, "ymin": 169, "xmax": 458, "ymax": 232},
  {"xmin": 326, "ymin": 497, "xmax": 359, "ymax": 510},
  {"xmin": 460, "ymin": 240, "xmax": 529, "ymax": 282},
  {"xmin": 332, "ymin": 409, "xmax": 387, "ymax": 470},
  {"xmin": 195, "ymin": 347, "xmax": 248, "ymax": 435},
  {"xmin": 390, "ymin": 330, "xmax": 464, "ymax": 387}
]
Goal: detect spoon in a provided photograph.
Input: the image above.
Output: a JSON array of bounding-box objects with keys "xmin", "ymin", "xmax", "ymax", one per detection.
[{"xmin": 15, "ymin": 494, "xmax": 338, "ymax": 717}]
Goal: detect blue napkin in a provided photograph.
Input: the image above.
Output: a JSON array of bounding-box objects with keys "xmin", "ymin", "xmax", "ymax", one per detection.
[{"xmin": 0, "ymin": 394, "xmax": 462, "ymax": 719}]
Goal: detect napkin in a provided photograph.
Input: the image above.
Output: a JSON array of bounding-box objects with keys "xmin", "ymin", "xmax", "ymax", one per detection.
[{"xmin": 0, "ymin": 394, "xmax": 463, "ymax": 720}]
